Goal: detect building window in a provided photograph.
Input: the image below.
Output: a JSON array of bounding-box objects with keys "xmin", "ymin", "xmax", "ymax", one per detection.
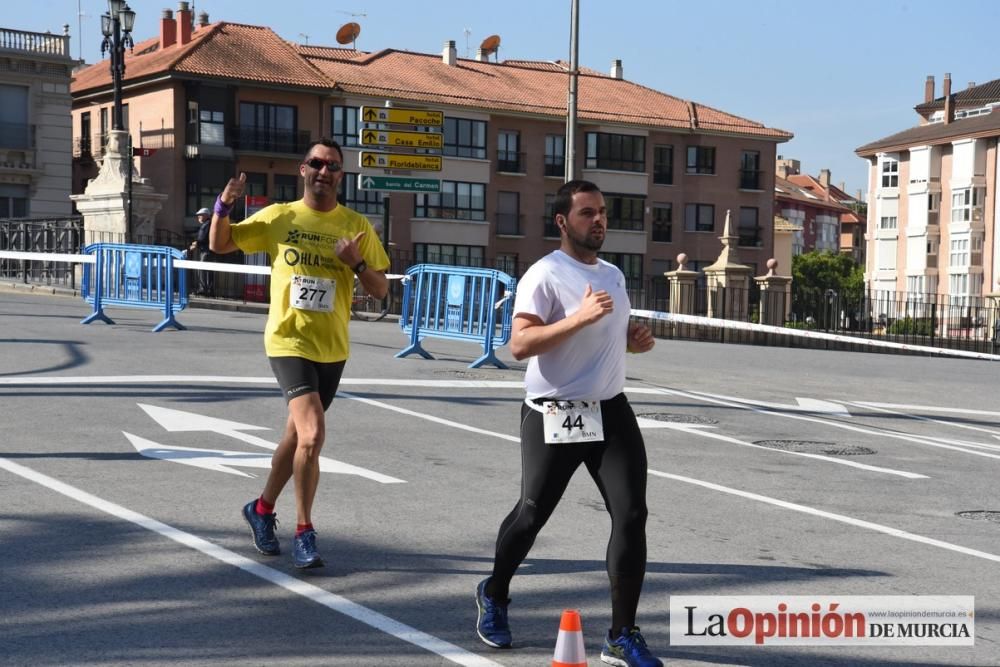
[
  {"xmin": 880, "ymin": 158, "xmax": 898, "ymax": 188},
  {"xmin": 544, "ymin": 135, "xmax": 564, "ymax": 177},
  {"xmin": 686, "ymin": 146, "xmax": 715, "ymax": 175},
  {"xmin": 543, "ymin": 193, "xmax": 559, "ymax": 237},
  {"xmin": 415, "ymin": 180, "xmax": 486, "ymax": 220},
  {"xmin": 0, "ymin": 84, "xmax": 29, "ymax": 149},
  {"xmin": 950, "ymin": 187, "xmax": 984, "ymax": 223},
  {"xmin": 443, "ymin": 117, "xmax": 487, "ymax": 158},
  {"xmin": 738, "ymin": 207, "xmax": 760, "ymax": 246},
  {"xmin": 198, "ymin": 109, "xmax": 225, "ymax": 145},
  {"xmin": 598, "ymin": 252, "xmax": 643, "ymax": 289},
  {"xmin": 414, "ymin": 243, "xmax": 485, "ymax": 267},
  {"xmin": 331, "ymin": 106, "xmax": 359, "ymax": 147},
  {"xmin": 651, "ymin": 204, "xmax": 672, "ymax": 242},
  {"xmin": 584, "ymin": 132, "xmax": 646, "ymax": 172},
  {"xmin": 238, "ymin": 102, "xmax": 300, "ymax": 153},
  {"xmin": 79, "ymin": 111, "xmax": 92, "ymax": 156},
  {"xmin": 495, "ymin": 253, "xmax": 518, "ymax": 276},
  {"xmin": 950, "ymin": 238, "xmax": 969, "ymax": 266},
  {"xmin": 340, "ymin": 173, "xmax": 384, "ymax": 215},
  {"xmin": 497, "ymin": 131, "xmax": 521, "ymax": 172},
  {"xmin": 740, "ymin": 150, "xmax": 761, "ymax": 189},
  {"xmin": 684, "ymin": 203, "xmax": 715, "ymax": 232},
  {"xmin": 496, "ymin": 191, "xmax": 521, "ymax": 235},
  {"xmin": 605, "ymin": 193, "xmax": 645, "ymax": 231},
  {"xmin": 0, "ymin": 184, "xmax": 29, "ymax": 217},
  {"xmin": 879, "ymin": 216, "xmax": 897, "ymax": 230},
  {"xmin": 274, "ymin": 174, "xmax": 298, "ymax": 202},
  {"xmin": 653, "ymin": 145, "xmax": 673, "ymax": 185},
  {"xmin": 186, "ymin": 159, "xmax": 232, "ymax": 217}
]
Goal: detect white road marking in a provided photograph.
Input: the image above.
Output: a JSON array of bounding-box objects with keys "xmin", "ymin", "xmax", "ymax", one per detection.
[
  {"xmin": 137, "ymin": 403, "xmax": 405, "ymax": 484},
  {"xmin": 846, "ymin": 401, "xmax": 1000, "ymax": 440},
  {"xmin": 853, "ymin": 402, "xmax": 1000, "ymax": 418},
  {"xmin": 0, "ymin": 456, "xmax": 502, "ymax": 667},
  {"xmin": 649, "ymin": 470, "xmax": 1000, "ymax": 565},
  {"xmin": 340, "ymin": 392, "xmax": 520, "ymax": 443}
]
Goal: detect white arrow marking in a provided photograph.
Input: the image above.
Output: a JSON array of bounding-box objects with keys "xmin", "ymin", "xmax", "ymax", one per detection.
[
  {"xmin": 137, "ymin": 403, "xmax": 405, "ymax": 484},
  {"xmin": 694, "ymin": 393, "xmax": 851, "ymax": 417},
  {"xmin": 125, "ymin": 433, "xmax": 274, "ymax": 478}
]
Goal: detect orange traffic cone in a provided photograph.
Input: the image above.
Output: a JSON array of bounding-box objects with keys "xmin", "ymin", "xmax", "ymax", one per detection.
[{"xmin": 552, "ymin": 609, "xmax": 587, "ymax": 667}]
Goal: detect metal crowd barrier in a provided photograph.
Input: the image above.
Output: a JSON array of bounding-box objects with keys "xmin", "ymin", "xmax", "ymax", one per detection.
[
  {"xmin": 81, "ymin": 243, "xmax": 188, "ymax": 332},
  {"xmin": 396, "ymin": 263, "xmax": 516, "ymax": 369}
]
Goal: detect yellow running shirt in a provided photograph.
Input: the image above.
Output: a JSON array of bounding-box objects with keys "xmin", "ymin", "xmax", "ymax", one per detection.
[{"xmin": 230, "ymin": 201, "xmax": 390, "ymax": 363}]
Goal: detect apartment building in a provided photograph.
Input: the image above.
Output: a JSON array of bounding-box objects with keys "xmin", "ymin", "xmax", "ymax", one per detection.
[
  {"xmin": 71, "ymin": 5, "xmax": 791, "ymax": 283},
  {"xmin": 0, "ymin": 26, "xmax": 74, "ymax": 218},
  {"xmin": 856, "ymin": 73, "xmax": 999, "ymax": 300}
]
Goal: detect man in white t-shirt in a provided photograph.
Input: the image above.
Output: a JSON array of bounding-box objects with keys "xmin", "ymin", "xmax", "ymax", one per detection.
[{"xmin": 475, "ymin": 180, "xmax": 662, "ymax": 667}]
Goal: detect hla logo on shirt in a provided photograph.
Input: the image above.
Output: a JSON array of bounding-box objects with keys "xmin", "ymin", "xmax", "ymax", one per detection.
[{"xmin": 283, "ymin": 247, "xmax": 337, "ymax": 270}]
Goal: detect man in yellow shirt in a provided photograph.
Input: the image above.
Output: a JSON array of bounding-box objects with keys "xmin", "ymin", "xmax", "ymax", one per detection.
[{"xmin": 210, "ymin": 138, "xmax": 390, "ymax": 568}]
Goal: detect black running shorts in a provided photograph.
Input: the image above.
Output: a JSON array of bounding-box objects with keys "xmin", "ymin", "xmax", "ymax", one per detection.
[{"xmin": 268, "ymin": 356, "xmax": 346, "ymax": 411}]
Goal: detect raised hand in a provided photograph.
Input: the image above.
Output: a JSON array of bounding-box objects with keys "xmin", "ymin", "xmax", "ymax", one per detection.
[
  {"xmin": 576, "ymin": 283, "xmax": 613, "ymax": 325},
  {"xmin": 335, "ymin": 230, "xmax": 366, "ymax": 266},
  {"xmin": 221, "ymin": 172, "xmax": 247, "ymax": 206},
  {"xmin": 627, "ymin": 322, "xmax": 655, "ymax": 353}
]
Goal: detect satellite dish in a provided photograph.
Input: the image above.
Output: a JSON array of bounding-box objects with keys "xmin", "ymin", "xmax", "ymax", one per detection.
[
  {"xmin": 335, "ymin": 22, "xmax": 361, "ymax": 47},
  {"xmin": 479, "ymin": 34, "xmax": 501, "ymax": 56}
]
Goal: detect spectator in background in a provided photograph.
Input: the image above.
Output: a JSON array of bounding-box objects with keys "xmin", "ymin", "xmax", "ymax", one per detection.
[{"xmin": 194, "ymin": 207, "xmax": 215, "ymax": 296}]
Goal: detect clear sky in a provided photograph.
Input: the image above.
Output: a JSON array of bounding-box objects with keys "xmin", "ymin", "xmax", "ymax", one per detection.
[{"xmin": 10, "ymin": 0, "xmax": 1000, "ymax": 198}]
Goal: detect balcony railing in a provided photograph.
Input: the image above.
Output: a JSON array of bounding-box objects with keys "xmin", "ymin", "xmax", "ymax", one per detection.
[
  {"xmin": 739, "ymin": 169, "xmax": 762, "ymax": 190},
  {"xmin": 496, "ymin": 150, "xmax": 525, "ymax": 173},
  {"xmin": 0, "ymin": 123, "xmax": 35, "ymax": 150},
  {"xmin": 544, "ymin": 156, "xmax": 564, "ymax": 177},
  {"xmin": 230, "ymin": 126, "xmax": 311, "ymax": 155},
  {"xmin": 927, "ymin": 211, "xmax": 939, "ymax": 226},
  {"xmin": 72, "ymin": 136, "xmax": 92, "ymax": 159},
  {"xmin": 927, "ymin": 255, "xmax": 938, "ymax": 269},
  {"xmin": 495, "ymin": 212, "xmax": 523, "ymax": 236},
  {"xmin": 0, "ymin": 28, "xmax": 70, "ymax": 58}
]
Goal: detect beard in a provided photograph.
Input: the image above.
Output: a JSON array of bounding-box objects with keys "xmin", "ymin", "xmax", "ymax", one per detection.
[{"xmin": 565, "ymin": 224, "xmax": 604, "ymax": 252}]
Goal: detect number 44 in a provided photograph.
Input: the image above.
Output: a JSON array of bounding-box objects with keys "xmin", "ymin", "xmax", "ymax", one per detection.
[{"xmin": 562, "ymin": 415, "xmax": 584, "ymax": 432}]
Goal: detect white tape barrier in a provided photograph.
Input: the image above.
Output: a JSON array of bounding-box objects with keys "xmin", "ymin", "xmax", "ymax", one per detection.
[
  {"xmin": 0, "ymin": 250, "xmax": 94, "ymax": 264},
  {"xmin": 631, "ymin": 309, "xmax": 1000, "ymax": 362}
]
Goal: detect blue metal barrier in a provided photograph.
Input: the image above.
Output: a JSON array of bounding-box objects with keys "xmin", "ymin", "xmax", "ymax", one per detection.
[
  {"xmin": 396, "ymin": 264, "xmax": 516, "ymax": 368},
  {"xmin": 81, "ymin": 243, "xmax": 187, "ymax": 331}
]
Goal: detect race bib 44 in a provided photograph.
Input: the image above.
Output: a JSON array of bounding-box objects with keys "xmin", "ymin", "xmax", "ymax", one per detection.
[{"xmin": 542, "ymin": 400, "xmax": 604, "ymax": 444}]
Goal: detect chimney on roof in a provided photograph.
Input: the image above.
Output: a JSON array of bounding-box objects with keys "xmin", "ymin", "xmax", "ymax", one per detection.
[
  {"xmin": 819, "ymin": 169, "xmax": 831, "ymax": 188},
  {"xmin": 839, "ymin": 180, "xmax": 846, "ymax": 192},
  {"xmin": 442, "ymin": 40, "xmax": 457, "ymax": 66},
  {"xmin": 475, "ymin": 48, "xmax": 488, "ymax": 62},
  {"xmin": 197, "ymin": 10, "xmax": 209, "ymax": 27},
  {"xmin": 775, "ymin": 157, "xmax": 800, "ymax": 180},
  {"xmin": 176, "ymin": 1, "xmax": 193, "ymax": 46},
  {"xmin": 968, "ymin": 81, "xmax": 976, "ymax": 89},
  {"xmin": 924, "ymin": 75, "xmax": 935, "ymax": 103},
  {"xmin": 943, "ymin": 73, "xmax": 953, "ymax": 124},
  {"xmin": 610, "ymin": 59, "xmax": 623, "ymax": 80},
  {"xmin": 160, "ymin": 9, "xmax": 176, "ymax": 49}
]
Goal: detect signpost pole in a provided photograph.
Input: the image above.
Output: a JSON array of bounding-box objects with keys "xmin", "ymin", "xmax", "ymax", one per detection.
[{"xmin": 382, "ymin": 194, "xmax": 391, "ymax": 312}]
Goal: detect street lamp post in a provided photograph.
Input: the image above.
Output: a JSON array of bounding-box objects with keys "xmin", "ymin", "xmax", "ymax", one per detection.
[{"xmin": 100, "ymin": 0, "xmax": 135, "ymax": 132}]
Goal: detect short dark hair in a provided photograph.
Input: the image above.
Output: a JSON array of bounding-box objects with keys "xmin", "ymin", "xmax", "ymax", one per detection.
[
  {"xmin": 553, "ymin": 179, "xmax": 602, "ymax": 219},
  {"xmin": 303, "ymin": 138, "xmax": 344, "ymax": 163}
]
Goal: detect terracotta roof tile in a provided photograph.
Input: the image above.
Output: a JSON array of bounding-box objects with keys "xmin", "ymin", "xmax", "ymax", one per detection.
[
  {"xmin": 855, "ymin": 111, "xmax": 1000, "ymax": 155},
  {"xmin": 915, "ymin": 77, "xmax": 1000, "ymax": 112},
  {"xmin": 776, "ymin": 176, "xmax": 851, "ymax": 212}
]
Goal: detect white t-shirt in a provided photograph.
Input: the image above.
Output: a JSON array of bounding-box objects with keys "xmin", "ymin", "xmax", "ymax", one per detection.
[{"xmin": 514, "ymin": 250, "xmax": 630, "ymax": 400}]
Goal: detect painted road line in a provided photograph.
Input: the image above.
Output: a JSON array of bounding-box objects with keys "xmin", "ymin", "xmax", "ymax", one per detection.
[
  {"xmin": 0, "ymin": 376, "xmax": 525, "ymax": 388},
  {"xmin": 340, "ymin": 392, "xmax": 520, "ymax": 443},
  {"xmin": 649, "ymin": 470, "xmax": 1000, "ymax": 565},
  {"xmin": 846, "ymin": 401, "xmax": 1000, "ymax": 440},
  {"xmin": 0, "ymin": 456, "xmax": 502, "ymax": 667},
  {"xmin": 853, "ymin": 402, "xmax": 1000, "ymax": 418}
]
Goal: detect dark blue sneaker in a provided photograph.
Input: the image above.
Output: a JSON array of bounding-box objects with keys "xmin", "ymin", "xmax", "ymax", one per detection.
[
  {"xmin": 242, "ymin": 500, "xmax": 280, "ymax": 556},
  {"xmin": 293, "ymin": 529, "xmax": 324, "ymax": 569},
  {"xmin": 600, "ymin": 626, "xmax": 662, "ymax": 667},
  {"xmin": 475, "ymin": 577, "xmax": 512, "ymax": 648}
]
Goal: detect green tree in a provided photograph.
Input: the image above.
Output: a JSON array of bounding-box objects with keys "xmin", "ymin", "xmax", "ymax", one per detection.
[{"xmin": 791, "ymin": 251, "xmax": 864, "ymax": 328}]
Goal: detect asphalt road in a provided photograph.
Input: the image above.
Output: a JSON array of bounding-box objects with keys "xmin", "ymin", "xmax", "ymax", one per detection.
[{"xmin": 1, "ymin": 289, "xmax": 998, "ymax": 666}]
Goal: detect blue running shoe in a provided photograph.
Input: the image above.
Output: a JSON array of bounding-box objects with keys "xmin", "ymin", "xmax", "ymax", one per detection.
[
  {"xmin": 475, "ymin": 577, "xmax": 512, "ymax": 648},
  {"xmin": 600, "ymin": 626, "xmax": 663, "ymax": 667},
  {"xmin": 293, "ymin": 529, "xmax": 324, "ymax": 569},
  {"xmin": 242, "ymin": 500, "xmax": 280, "ymax": 556}
]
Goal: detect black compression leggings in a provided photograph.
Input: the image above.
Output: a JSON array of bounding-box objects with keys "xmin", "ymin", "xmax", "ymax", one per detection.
[{"xmin": 488, "ymin": 393, "xmax": 649, "ymax": 629}]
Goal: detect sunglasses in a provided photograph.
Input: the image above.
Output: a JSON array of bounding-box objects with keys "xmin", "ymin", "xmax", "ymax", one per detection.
[{"xmin": 304, "ymin": 158, "xmax": 342, "ymax": 172}]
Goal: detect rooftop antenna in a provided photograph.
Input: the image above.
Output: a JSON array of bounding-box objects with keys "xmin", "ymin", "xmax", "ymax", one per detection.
[
  {"xmin": 335, "ymin": 22, "xmax": 362, "ymax": 50},
  {"xmin": 299, "ymin": 33, "xmax": 310, "ymax": 45},
  {"xmin": 479, "ymin": 34, "xmax": 501, "ymax": 63},
  {"xmin": 463, "ymin": 28, "xmax": 472, "ymax": 58},
  {"xmin": 76, "ymin": 0, "xmax": 89, "ymax": 61}
]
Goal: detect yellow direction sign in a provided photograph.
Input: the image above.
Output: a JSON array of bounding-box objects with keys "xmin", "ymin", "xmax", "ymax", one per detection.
[
  {"xmin": 360, "ymin": 128, "xmax": 443, "ymax": 150},
  {"xmin": 361, "ymin": 106, "xmax": 444, "ymax": 127},
  {"xmin": 359, "ymin": 151, "xmax": 442, "ymax": 171}
]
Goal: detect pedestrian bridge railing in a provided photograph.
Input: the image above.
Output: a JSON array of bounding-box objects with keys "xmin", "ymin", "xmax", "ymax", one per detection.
[{"xmin": 396, "ymin": 263, "xmax": 516, "ymax": 368}]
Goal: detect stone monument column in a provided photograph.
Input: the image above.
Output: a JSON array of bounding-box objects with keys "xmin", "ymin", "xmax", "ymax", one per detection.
[
  {"xmin": 702, "ymin": 209, "xmax": 753, "ymax": 319},
  {"xmin": 755, "ymin": 258, "xmax": 792, "ymax": 326}
]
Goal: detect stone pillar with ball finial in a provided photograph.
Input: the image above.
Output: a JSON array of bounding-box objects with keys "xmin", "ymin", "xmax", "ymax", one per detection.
[
  {"xmin": 664, "ymin": 252, "xmax": 699, "ymax": 337},
  {"xmin": 755, "ymin": 258, "xmax": 792, "ymax": 326}
]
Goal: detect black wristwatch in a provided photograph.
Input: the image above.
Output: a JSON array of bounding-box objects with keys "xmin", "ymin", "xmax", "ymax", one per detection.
[{"xmin": 352, "ymin": 260, "xmax": 367, "ymax": 275}]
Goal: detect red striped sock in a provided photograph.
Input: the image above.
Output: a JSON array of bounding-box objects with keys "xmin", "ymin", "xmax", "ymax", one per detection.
[
  {"xmin": 255, "ymin": 497, "xmax": 275, "ymax": 515},
  {"xmin": 295, "ymin": 523, "xmax": 314, "ymax": 536}
]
